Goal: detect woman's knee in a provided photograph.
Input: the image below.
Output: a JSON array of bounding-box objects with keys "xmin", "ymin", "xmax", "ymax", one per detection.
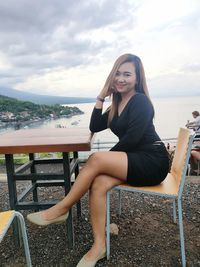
[
  {"xmin": 90, "ymin": 174, "xmax": 122, "ymax": 195},
  {"xmin": 90, "ymin": 175, "xmax": 110, "ymax": 195},
  {"xmin": 87, "ymin": 152, "xmax": 105, "ymax": 169},
  {"xmin": 191, "ymin": 150, "xmax": 200, "ymax": 160}
]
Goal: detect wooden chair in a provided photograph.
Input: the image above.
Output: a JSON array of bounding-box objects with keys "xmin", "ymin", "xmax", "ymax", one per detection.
[
  {"xmin": 0, "ymin": 210, "xmax": 32, "ymax": 267},
  {"xmin": 106, "ymin": 128, "xmax": 195, "ymax": 267}
]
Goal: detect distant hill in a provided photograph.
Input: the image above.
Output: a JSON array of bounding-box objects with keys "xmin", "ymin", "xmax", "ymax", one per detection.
[
  {"xmin": 0, "ymin": 87, "xmax": 95, "ymax": 105},
  {"xmin": 0, "ymin": 94, "xmax": 83, "ymax": 124}
]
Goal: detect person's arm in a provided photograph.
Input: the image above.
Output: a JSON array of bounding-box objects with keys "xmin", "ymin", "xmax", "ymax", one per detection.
[
  {"xmin": 90, "ymin": 79, "xmax": 114, "ymax": 132},
  {"xmin": 110, "ymin": 95, "xmax": 153, "ymax": 151},
  {"xmin": 186, "ymin": 120, "xmax": 200, "ymax": 130},
  {"xmin": 89, "ymin": 107, "xmax": 109, "ymax": 132},
  {"xmin": 186, "ymin": 121, "xmax": 195, "ymax": 127}
]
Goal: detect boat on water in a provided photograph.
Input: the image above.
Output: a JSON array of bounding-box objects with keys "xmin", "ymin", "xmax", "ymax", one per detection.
[
  {"xmin": 55, "ymin": 124, "xmax": 66, "ymax": 128},
  {"xmin": 71, "ymin": 121, "xmax": 79, "ymax": 126}
]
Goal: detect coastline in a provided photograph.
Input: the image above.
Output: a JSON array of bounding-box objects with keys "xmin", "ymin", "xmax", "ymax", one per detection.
[
  {"xmin": 1, "ymin": 95, "xmax": 200, "ymax": 138},
  {"xmin": 0, "ymin": 111, "xmax": 84, "ymax": 134}
]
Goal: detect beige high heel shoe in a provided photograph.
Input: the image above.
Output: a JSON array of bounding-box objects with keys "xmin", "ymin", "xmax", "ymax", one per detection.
[
  {"xmin": 27, "ymin": 211, "xmax": 69, "ymax": 226},
  {"xmin": 76, "ymin": 248, "xmax": 106, "ymax": 267}
]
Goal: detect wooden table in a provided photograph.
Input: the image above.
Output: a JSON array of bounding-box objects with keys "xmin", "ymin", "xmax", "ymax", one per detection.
[{"xmin": 0, "ymin": 128, "xmax": 93, "ymax": 247}]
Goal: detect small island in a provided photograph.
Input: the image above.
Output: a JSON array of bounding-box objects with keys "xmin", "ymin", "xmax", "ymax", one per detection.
[{"xmin": 0, "ymin": 94, "xmax": 83, "ymax": 130}]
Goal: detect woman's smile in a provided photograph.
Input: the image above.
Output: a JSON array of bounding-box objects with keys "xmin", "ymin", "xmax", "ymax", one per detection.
[{"xmin": 116, "ymin": 83, "xmax": 126, "ymax": 90}]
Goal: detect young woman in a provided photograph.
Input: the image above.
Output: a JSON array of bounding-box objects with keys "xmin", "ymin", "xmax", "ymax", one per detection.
[{"xmin": 27, "ymin": 54, "xmax": 169, "ymax": 267}]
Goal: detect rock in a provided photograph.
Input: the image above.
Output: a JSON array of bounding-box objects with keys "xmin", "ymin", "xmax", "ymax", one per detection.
[
  {"xmin": 0, "ymin": 164, "xmax": 200, "ymax": 266},
  {"xmin": 110, "ymin": 223, "xmax": 119, "ymax": 235},
  {"xmin": 135, "ymin": 217, "xmax": 141, "ymax": 223}
]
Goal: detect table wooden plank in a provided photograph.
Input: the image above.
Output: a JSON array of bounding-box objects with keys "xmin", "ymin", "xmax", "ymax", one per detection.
[
  {"xmin": 0, "ymin": 128, "xmax": 94, "ymax": 153},
  {"xmin": 0, "ymin": 128, "xmax": 91, "ymax": 138}
]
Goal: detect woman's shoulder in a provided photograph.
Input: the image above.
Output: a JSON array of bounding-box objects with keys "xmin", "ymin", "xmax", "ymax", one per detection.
[
  {"xmin": 130, "ymin": 93, "xmax": 150, "ymax": 104},
  {"xmin": 129, "ymin": 93, "xmax": 153, "ymax": 113}
]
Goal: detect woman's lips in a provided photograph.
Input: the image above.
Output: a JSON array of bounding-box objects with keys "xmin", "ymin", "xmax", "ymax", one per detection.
[{"xmin": 116, "ymin": 84, "xmax": 126, "ymax": 89}]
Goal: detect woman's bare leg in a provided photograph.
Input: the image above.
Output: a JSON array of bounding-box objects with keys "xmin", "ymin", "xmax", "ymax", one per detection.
[
  {"xmin": 83, "ymin": 174, "xmax": 123, "ymax": 261},
  {"xmin": 42, "ymin": 151, "xmax": 128, "ymax": 220}
]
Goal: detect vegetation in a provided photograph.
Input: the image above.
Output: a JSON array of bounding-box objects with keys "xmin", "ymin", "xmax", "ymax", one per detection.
[
  {"xmin": 0, "ymin": 94, "xmax": 83, "ymax": 123},
  {"xmin": 0, "ymin": 152, "xmax": 62, "ymax": 166},
  {"xmin": 0, "ymin": 152, "xmax": 73, "ymax": 165}
]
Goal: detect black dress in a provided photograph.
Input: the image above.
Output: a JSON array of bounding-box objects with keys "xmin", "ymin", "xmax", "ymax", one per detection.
[{"xmin": 89, "ymin": 93, "xmax": 169, "ymax": 186}]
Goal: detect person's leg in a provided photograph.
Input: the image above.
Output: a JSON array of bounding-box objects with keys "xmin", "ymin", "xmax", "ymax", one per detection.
[
  {"xmin": 82, "ymin": 174, "xmax": 123, "ymax": 261},
  {"xmin": 190, "ymin": 150, "xmax": 200, "ymax": 173},
  {"xmin": 42, "ymin": 151, "xmax": 128, "ymax": 220},
  {"xmin": 192, "ymin": 150, "xmax": 200, "ymax": 161}
]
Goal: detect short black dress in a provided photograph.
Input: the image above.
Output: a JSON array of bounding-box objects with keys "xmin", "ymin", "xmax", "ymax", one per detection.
[{"xmin": 89, "ymin": 93, "xmax": 169, "ymax": 186}]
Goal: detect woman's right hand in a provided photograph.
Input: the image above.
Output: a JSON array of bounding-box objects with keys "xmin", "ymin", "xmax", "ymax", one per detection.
[
  {"xmin": 99, "ymin": 85, "xmax": 115, "ymax": 99},
  {"xmin": 95, "ymin": 85, "xmax": 114, "ymax": 108}
]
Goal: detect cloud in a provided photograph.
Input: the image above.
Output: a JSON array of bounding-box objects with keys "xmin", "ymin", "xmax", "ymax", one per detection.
[
  {"xmin": 149, "ymin": 71, "xmax": 200, "ymax": 97},
  {"xmin": 180, "ymin": 63, "xmax": 200, "ymax": 73},
  {"xmin": 0, "ymin": 0, "xmax": 199, "ymax": 97},
  {"xmin": 0, "ymin": 1, "xmax": 136, "ymax": 64}
]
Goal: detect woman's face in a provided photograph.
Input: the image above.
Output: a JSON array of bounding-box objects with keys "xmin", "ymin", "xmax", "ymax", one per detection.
[{"xmin": 113, "ymin": 62, "xmax": 137, "ymax": 94}]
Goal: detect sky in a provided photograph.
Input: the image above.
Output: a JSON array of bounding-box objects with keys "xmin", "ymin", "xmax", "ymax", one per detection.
[{"xmin": 0, "ymin": 0, "xmax": 200, "ymax": 98}]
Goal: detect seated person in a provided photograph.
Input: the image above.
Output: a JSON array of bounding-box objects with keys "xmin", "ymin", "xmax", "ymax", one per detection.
[
  {"xmin": 26, "ymin": 54, "xmax": 170, "ymax": 267},
  {"xmin": 186, "ymin": 111, "xmax": 200, "ymax": 137}
]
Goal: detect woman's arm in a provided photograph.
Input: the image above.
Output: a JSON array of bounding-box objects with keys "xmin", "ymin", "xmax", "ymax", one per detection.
[
  {"xmin": 90, "ymin": 82, "xmax": 113, "ymax": 132},
  {"xmin": 89, "ymin": 107, "xmax": 109, "ymax": 132}
]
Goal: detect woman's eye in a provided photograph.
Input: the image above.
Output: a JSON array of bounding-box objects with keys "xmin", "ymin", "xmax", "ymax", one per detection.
[
  {"xmin": 124, "ymin": 73, "xmax": 131, "ymax": 77},
  {"xmin": 115, "ymin": 72, "xmax": 120, "ymax": 76}
]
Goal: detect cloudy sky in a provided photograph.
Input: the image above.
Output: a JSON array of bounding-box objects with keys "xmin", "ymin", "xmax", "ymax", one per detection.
[{"xmin": 0, "ymin": 0, "xmax": 200, "ymax": 98}]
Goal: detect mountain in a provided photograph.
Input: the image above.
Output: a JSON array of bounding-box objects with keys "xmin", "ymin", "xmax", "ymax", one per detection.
[{"xmin": 0, "ymin": 87, "xmax": 95, "ymax": 105}]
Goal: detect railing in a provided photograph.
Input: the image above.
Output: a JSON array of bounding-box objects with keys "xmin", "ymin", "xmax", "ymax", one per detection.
[
  {"xmin": 0, "ymin": 138, "xmax": 178, "ymax": 165},
  {"xmin": 92, "ymin": 138, "xmax": 177, "ymax": 151},
  {"xmin": 78, "ymin": 137, "xmax": 178, "ymax": 162}
]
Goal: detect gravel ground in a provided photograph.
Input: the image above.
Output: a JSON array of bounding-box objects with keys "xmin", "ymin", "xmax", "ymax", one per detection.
[{"xmin": 0, "ymin": 164, "xmax": 200, "ymax": 267}]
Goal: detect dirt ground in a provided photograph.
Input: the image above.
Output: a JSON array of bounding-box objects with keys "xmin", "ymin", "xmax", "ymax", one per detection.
[{"xmin": 0, "ymin": 164, "xmax": 200, "ymax": 267}]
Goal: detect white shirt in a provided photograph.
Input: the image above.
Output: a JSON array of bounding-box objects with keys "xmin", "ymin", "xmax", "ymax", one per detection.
[{"xmin": 194, "ymin": 115, "xmax": 200, "ymax": 133}]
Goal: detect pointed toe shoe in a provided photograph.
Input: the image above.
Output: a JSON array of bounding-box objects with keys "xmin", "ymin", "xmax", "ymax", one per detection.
[{"xmin": 27, "ymin": 211, "xmax": 69, "ymax": 226}]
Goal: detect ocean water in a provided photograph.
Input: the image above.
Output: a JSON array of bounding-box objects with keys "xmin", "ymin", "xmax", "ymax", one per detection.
[
  {"xmin": 1, "ymin": 95, "xmax": 200, "ymax": 142},
  {"xmin": 38, "ymin": 95, "xmax": 200, "ymax": 141}
]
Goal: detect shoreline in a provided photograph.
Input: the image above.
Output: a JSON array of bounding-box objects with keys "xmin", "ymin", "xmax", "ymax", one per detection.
[{"xmin": 0, "ymin": 111, "xmax": 84, "ymax": 134}]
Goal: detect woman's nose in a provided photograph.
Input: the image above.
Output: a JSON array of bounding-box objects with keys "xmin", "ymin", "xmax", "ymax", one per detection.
[{"xmin": 117, "ymin": 75, "xmax": 125, "ymax": 82}]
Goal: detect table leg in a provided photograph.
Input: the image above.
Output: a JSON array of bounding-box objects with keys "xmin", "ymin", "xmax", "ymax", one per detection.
[
  {"xmin": 29, "ymin": 153, "xmax": 39, "ymax": 211},
  {"xmin": 5, "ymin": 154, "xmax": 17, "ymax": 208},
  {"xmin": 5, "ymin": 154, "xmax": 20, "ymax": 245},
  {"xmin": 74, "ymin": 151, "xmax": 81, "ymax": 218},
  {"xmin": 63, "ymin": 152, "xmax": 74, "ymax": 248}
]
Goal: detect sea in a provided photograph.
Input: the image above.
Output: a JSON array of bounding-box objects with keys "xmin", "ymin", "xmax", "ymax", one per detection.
[{"xmin": 0, "ymin": 95, "xmax": 200, "ymax": 143}]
